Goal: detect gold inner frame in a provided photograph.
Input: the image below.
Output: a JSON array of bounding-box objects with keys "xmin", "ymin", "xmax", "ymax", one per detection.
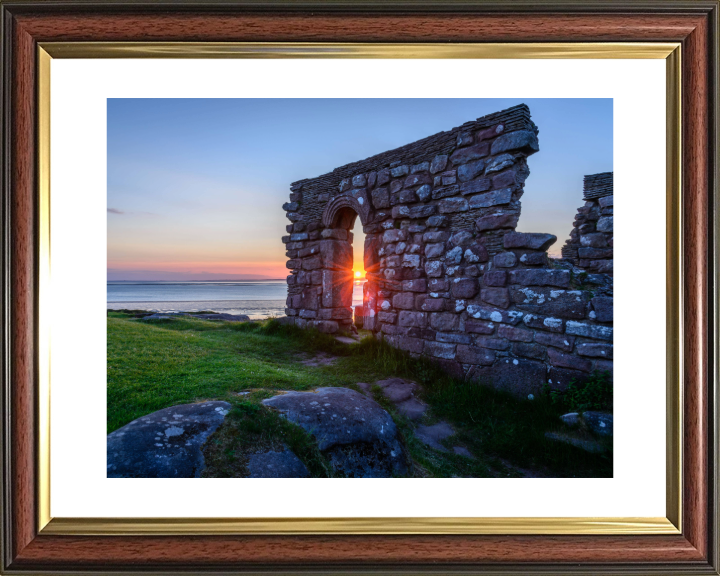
[{"xmin": 36, "ymin": 41, "xmax": 682, "ymax": 536}]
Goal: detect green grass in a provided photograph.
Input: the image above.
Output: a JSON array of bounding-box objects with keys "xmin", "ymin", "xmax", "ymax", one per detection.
[{"xmin": 108, "ymin": 311, "xmax": 612, "ymax": 477}]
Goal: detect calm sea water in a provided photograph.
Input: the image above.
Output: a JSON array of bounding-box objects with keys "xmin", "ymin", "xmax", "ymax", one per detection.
[{"xmin": 107, "ymin": 280, "xmax": 365, "ymax": 319}]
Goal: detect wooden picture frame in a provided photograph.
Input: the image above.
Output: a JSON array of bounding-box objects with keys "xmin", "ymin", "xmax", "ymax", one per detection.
[{"xmin": 1, "ymin": 1, "xmax": 717, "ymax": 573}]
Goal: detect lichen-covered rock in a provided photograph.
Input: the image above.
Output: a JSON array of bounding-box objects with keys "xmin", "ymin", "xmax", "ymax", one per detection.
[
  {"xmin": 247, "ymin": 448, "xmax": 310, "ymax": 478},
  {"xmin": 107, "ymin": 401, "xmax": 231, "ymax": 478},
  {"xmin": 262, "ymin": 388, "xmax": 408, "ymax": 478}
]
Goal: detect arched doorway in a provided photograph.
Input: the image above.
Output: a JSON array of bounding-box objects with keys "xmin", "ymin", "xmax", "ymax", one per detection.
[{"xmin": 317, "ymin": 196, "xmax": 377, "ymax": 334}]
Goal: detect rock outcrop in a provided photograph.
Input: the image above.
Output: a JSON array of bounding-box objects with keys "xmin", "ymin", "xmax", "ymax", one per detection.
[
  {"xmin": 107, "ymin": 401, "xmax": 231, "ymax": 478},
  {"xmin": 263, "ymin": 387, "xmax": 408, "ymax": 477}
]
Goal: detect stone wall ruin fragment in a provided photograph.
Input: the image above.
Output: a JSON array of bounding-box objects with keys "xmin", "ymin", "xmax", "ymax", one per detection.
[{"xmin": 282, "ymin": 104, "xmax": 613, "ymax": 396}]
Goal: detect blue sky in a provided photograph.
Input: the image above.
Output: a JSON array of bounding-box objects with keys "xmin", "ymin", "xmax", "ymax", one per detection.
[{"xmin": 108, "ymin": 98, "xmax": 612, "ymax": 280}]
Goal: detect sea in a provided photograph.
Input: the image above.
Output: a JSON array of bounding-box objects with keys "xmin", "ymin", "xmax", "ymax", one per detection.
[{"xmin": 107, "ymin": 280, "xmax": 366, "ymax": 320}]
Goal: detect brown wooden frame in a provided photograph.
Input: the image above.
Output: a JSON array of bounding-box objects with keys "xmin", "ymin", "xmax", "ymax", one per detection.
[{"xmin": 1, "ymin": 1, "xmax": 718, "ymax": 573}]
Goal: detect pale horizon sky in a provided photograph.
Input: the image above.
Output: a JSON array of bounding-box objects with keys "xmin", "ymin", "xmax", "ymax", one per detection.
[{"xmin": 107, "ymin": 98, "xmax": 612, "ymax": 281}]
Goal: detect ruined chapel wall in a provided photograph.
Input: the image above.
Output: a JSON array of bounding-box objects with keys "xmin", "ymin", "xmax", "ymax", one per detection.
[
  {"xmin": 282, "ymin": 105, "xmax": 613, "ymax": 396},
  {"xmin": 560, "ymin": 172, "xmax": 614, "ymax": 276}
]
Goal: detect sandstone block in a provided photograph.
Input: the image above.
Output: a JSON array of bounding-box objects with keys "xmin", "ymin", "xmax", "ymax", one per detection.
[
  {"xmin": 484, "ymin": 270, "xmax": 507, "ymax": 286},
  {"xmin": 319, "ymin": 240, "xmax": 352, "ymax": 270},
  {"xmin": 427, "ymin": 215, "xmax": 448, "ymax": 227},
  {"xmin": 490, "ymin": 130, "xmax": 539, "ymax": 155},
  {"xmin": 548, "ymin": 348, "xmax": 592, "ymax": 372},
  {"xmin": 377, "ymin": 168, "xmax": 390, "ymax": 186},
  {"xmin": 450, "ymin": 142, "xmax": 490, "ymax": 165},
  {"xmin": 302, "ymin": 256, "xmax": 323, "ymax": 270},
  {"xmin": 498, "ymin": 324, "xmax": 533, "ymax": 342},
  {"xmin": 459, "ymin": 179, "xmax": 492, "ymax": 196},
  {"xmin": 577, "ymin": 343, "xmax": 613, "ymax": 358},
  {"xmin": 405, "ymin": 173, "xmax": 431, "ymax": 188},
  {"xmin": 485, "ymin": 153, "xmax": 515, "ymax": 174},
  {"xmin": 509, "ymin": 269, "xmax": 570, "ymax": 287},
  {"xmin": 402, "ymin": 279, "xmax": 427, "ymax": 292},
  {"xmin": 402, "ymin": 254, "xmax": 420, "ymax": 268},
  {"xmin": 371, "ymin": 187, "xmax": 390, "ymax": 209},
  {"xmin": 468, "ymin": 188, "xmax": 513, "ymax": 209},
  {"xmin": 580, "ymin": 233, "xmax": 608, "ymax": 248},
  {"xmin": 596, "ymin": 216, "xmax": 613, "ymax": 233},
  {"xmin": 436, "ymin": 332, "xmax": 472, "ymax": 344},
  {"xmin": 456, "ymin": 345, "xmax": 495, "ymax": 365},
  {"xmin": 481, "ymin": 287, "xmax": 510, "ymax": 309},
  {"xmin": 510, "ymin": 342, "xmax": 545, "ymax": 361},
  {"xmin": 416, "ymin": 184, "xmax": 432, "ymax": 201},
  {"xmin": 430, "ymin": 154, "xmax": 449, "ymax": 174},
  {"xmin": 321, "ymin": 269, "xmax": 353, "ymax": 308},
  {"xmin": 491, "ymin": 170, "xmax": 519, "ymax": 189},
  {"xmin": 475, "ymin": 337, "xmax": 509, "ymax": 351},
  {"xmin": 430, "ymin": 312, "xmax": 460, "ymax": 332},
  {"xmin": 457, "ymin": 159, "xmax": 486, "ymax": 182},
  {"xmin": 439, "ymin": 197, "xmax": 469, "ymax": 213},
  {"xmin": 390, "ymin": 165, "xmax": 409, "ymax": 177},
  {"xmin": 451, "ymin": 278, "xmax": 478, "ymax": 299},
  {"xmin": 591, "ymin": 297, "xmax": 613, "ymax": 323},
  {"xmin": 523, "ymin": 313, "xmax": 564, "ymax": 333},
  {"xmin": 424, "ymin": 341, "xmax": 457, "ymax": 360},
  {"xmin": 392, "ymin": 292, "xmax": 415, "ymax": 310},
  {"xmin": 321, "ymin": 229, "xmax": 348, "ymax": 240},
  {"xmin": 465, "ymin": 320, "xmax": 495, "ymax": 334},
  {"xmin": 503, "ymin": 232, "xmax": 557, "ymax": 251},
  {"xmin": 383, "ymin": 229, "xmax": 407, "ymax": 243},
  {"xmin": 409, "ymin": 205, "xmax": 437, "ymax": 219},
  {"xmin": 578, "ymin": 247, "xmax": 612, "ymax": 259},
  {"xmin": 534, "ymin": 332, "xmax": 575, "ymax": 352},
  {"xmin": 598, "ymin": 195, "xmax": 613, "ymax": 208},
  {"xmin": 494, "ymin": 252, "xmax": 517, "ymax": 268},
  {"xmin": 398, "ymin": 311, "xmax": 427, "ymax": 328},
  {"xmin": 476, "ymin": 213, "xmax": 519, "ymax": 231},
  {"xmin": 518, "ymin": 252, "xmax": 547, "ymax": 266},
  {"xmin": 425, "ymin": 260, "xmax": 443, "ymax": 277},
  {"xmin": 425, "ymin": 243, "xmax": 445, "ymax": 259},
  {"xmin": 566, "ymin": 321, "xmax": 613, "ymax": 341}
]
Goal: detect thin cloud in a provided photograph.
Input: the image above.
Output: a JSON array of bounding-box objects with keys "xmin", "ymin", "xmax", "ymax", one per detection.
[{"xmin": 107, "ymin": 207, "xmax": 158, "ymax": 217}]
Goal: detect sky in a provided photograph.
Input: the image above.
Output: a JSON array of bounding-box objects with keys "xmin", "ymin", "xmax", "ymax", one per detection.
[{"xmin": 107, "ymin": 98, "xmax": 612, "ymax": 281}]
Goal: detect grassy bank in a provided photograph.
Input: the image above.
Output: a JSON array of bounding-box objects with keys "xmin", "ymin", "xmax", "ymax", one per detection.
[{"xmin": 108, "ymin": 311, "xmax": 612, "ymax": 477}]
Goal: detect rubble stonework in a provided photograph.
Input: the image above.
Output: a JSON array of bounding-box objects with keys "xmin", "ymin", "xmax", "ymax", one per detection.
[
  {"xmin": 282, "ymin": 104, "xmax": 613, "ymax": 395},
  {"xmin": 560, "ymin": 172, "xmax": 614, "ymax": 275}
]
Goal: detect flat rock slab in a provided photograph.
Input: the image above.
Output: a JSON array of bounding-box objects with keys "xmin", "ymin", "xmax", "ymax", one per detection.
[
  {"xmin": 374, "ymin": 378, "xmax": 418, "ymax": 403},
  {"xmin": 395, "ymin": 397, "xmax": 428, "ymax": 421},
  {"xmin": 263, "ymin": 388, "xmax": 407, "ymax": 478},
  {"xmin": 545, "ymin": 431, "xmax": 607, "ymax": 454},
  {"xmin": 361, "ymin": 378, "xmax": 428, "ymax": 422},
  {"xmin": 191, "ymin": 313, "xmax": 250, "ymax": 322},
  {"xmin": 560, "ymin": 411, "xmax": 613, "ymax": 438},
  {"xmin": 415, "ymin": 422, "xmax": 455, "ymax": 452},
  {"xmin": 247, "ymin": 448, "xmax": 309, "ymax": 478},
  {"xmin": 107, "ymin": 401, "xmax": 231, "ymax": 478},
  {"xmin": 452, "ymin": 446, "xmax": 475, "ymax": 459},
  {"xmin": 300, "ymin": 352, "xmax": 339, "ymax": 367},
  {"xmin": 141, "ymin": 312, "xmax": 249, "ymax": 322},
  {"xmin": 335, "ymin": 335, "xmax": 360, "ymax": 345}
]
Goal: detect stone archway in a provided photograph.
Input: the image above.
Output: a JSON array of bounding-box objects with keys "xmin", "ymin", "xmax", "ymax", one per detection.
[{"xmin": 315, "ymin": 195, "xmax": 375, "ymax": 334}]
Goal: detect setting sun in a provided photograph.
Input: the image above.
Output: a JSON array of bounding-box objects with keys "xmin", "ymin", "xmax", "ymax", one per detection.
[{"xmin": 354, "ymin": 270, "xmax": 364, "ymax": 279}]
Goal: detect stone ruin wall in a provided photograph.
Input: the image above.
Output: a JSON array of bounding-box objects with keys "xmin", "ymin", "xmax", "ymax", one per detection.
[
  {"xmin": 561, "ymin": 172, "xmax": 614, "ymax": 275},
  {"xmin": 281, "ymin": 104, "xmax": 613, "ymax": 397}
]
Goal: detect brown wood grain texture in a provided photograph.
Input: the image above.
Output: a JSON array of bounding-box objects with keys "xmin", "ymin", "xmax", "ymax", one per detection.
[
  {"xmin": 681, "ymin": 10, "xmax": 710, "ymax": 560},
  {"xmin": 13, "ymin": 12, "xmax": 702, "ymax": 42},
  {"xmin": 4, "ymin": 6, "xmax": 716, "ymax": 571},
  {"xmin": 10, "ymin": 534, "xmax": 706, "ymax": 566},
  {"xmin": 10, "ymin": 18, "xmax": 37, "ymax": 562}
]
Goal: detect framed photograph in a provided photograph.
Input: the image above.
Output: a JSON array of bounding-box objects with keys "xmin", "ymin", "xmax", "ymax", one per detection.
[{"xmin": 1, "ymin": 1, "xmax": 717, "ymax": 573}]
